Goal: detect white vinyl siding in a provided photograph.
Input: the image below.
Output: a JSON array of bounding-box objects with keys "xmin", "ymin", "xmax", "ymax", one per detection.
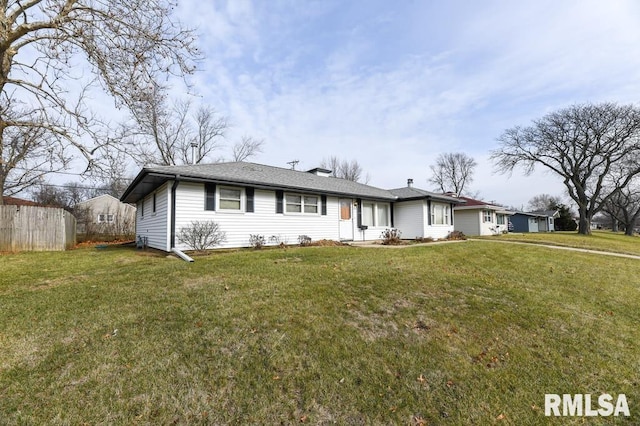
[
  {"xmin": 173, "ymin": 183, "xmax": 339, "ymax": 249},
  {"xmin": 453, "ymin": 209, "xmax": 482, "ymax": 236},
  {"xmin": 390, "ymin": 200, "xmax": 455, "ymax": 240},
  {"xmin": 136, "ymin": 182, "xmax": 170, "ymax": 250}
]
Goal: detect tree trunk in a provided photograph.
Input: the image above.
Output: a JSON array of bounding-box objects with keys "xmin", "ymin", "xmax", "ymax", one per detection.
[
  {"xmin": 626, "ymin": 218, "xmax": 637, "ymax": 236},
  {"xmin": 577, "ymin": 205, "xmax": 591, "ymax": 235}
]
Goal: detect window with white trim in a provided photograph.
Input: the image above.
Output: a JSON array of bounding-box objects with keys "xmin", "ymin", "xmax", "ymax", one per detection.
[
  {"xmin": 219, "ymin": 187, "xmax": 242, "ymax": 211},
  {"xmin": 304, "ymin": 196, "xmax": 318, "ymax": 213},
  {"xmin": 377, "ymin": 204, "xmax": 389, "ymax": 227},
  {"xmin": 97, "ymin": 213, "xmax": 115, "ymax": 223},
  {"xmin": 285, "ymin": 193, "xmax": 320, "ymax": 214},
  {"xmin": 431, "ymin": 203, "xmax": 450, "ymax": 225},
  {"xmin": 362, "ymin": 202, "xmax": 390, "ymax": 226},
  {"xmin": 362, "ymin": 202, "xmax": 374, "ymax": 226},
  {"xmin": 497, "ymin": 214, "xmax": 506, "ymax": 225},
  {"xmin": 483, "ymin": 210, "xmax": 493, "ymax": 223}
]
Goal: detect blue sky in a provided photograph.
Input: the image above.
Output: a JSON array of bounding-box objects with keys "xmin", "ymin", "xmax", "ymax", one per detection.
[{"xmin": 164, "ymin": 0, "xmax": 640, "ymax": 208}]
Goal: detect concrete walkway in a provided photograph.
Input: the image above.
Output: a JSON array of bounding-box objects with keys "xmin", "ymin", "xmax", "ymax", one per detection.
[
  {"xmin": 349, "ymin": 238, "xmax": 640, "ymax": 260},
  {"xmin": 469, "ymin": 238, "xmax": 640, "ymax": 260}
]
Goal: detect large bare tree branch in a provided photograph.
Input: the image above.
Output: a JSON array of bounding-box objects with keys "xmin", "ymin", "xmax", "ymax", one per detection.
[{"xmin": 0, "ymin": 0, "xmax": 199, "ymax": 203}]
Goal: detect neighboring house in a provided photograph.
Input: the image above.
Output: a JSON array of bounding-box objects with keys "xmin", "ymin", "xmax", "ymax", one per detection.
[
  {"xmin": 119, "ymin": 162, "xmax": 465, "ymax": 251},
  {"xmin": 75, "ymin": 194, "xmax": 136, "ymax": 236},
  {"xmin": 529, "ymin": 210, "xmax": 558, "ymax": 232},
  {"xmin": 453, "ymin": 196, "xmax": 514, "ymax": 236},
  {"xmin": 511, "ymin": 211, "xmax": 557, "ymax": 233}
]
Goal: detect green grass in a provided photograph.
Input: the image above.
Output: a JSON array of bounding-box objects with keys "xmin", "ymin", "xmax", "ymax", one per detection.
[
  {"xmin": 1, "ymin": 242, "xmax": 639, "ymax": 424},
  {"xmin": 477, "ymin": 230, "xmax": 640, "ymax": 256}
]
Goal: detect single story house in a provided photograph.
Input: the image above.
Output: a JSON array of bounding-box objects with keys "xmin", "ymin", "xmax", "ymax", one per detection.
[
  {"xmin": 453, "ymin": 196, "xmax": 514, "ymax": 236},
  {"xmin": 119, "ymin": 162, "xmax": 464, "ymax": 251},
  {"xmin": 510, "ymin": 210, "xmax": 557, "ymax": 233},
  {"xmin": 75, "ymin": 194, "xmax": 137, "ymax": 236}
]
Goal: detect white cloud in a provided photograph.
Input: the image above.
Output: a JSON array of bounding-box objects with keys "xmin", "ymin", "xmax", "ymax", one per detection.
[{"xmin": 46, "ymin": 0, "xmax": 640, "ymax": 208}]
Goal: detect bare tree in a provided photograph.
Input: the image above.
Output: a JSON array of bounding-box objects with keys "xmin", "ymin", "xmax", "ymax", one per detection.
[
  {"xmin": 319, "ymin": 156, "xmax": 369, "ymax": 183},
  {"xmin": 232, "ymin": 136, "xmax": 264, "ymax": 162},
  {"xmin": 601, "ymin": 182, "xmax": 640, "ymax": 235},
  {"xmin": 0, "ymin": 0, "xmax": 198, "ymax": 203},
  {"xmin": 527, "ymin": 194, "xmax": 562, "ymax": 212},
  {"xmin": 492, "ymin": 102, "xmax": 640, "ymax": 235},
  {"xmin": 120, "ymin": 82, "xmax": 227, "ymax": 166},
  {"xmin": 429, "ymin": 152, "xmax": 477, "ymax": 195}
]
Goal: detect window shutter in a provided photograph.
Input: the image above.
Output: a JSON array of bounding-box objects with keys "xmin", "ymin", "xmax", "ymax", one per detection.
[
  {"xmin": 390, "ymin": 203, "xmax": 394, "ymax": 227},
  {"xmin": 276, "ymin": 190, "xmax": 284, "ymax": 213},
  {"xmin": 321, "ymin": 195, "xmax": 327, "ymax": 215},
  {"xmin": 205, "ymin": 183, "xmax": 216, "ymax": 211},
  {"xmin": 356, "ymin": 198, "xmax": 362, "ymax": 228},
  {"xmin": 246, "ymin": 187, "xmax": 255, "ymax": 213},
  {"xmin": 427, "ymin": 199, "xmax": 432, "ymax": 226}
]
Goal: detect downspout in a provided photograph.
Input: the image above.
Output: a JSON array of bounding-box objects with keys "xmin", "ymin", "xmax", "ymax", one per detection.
[
  {"xmin": 169, "ymin": 175, "xmax": 193, "ymax": 262},
  {"xmin": 170, "ymin": 176, "xmax": 180, "ymax": 249}
]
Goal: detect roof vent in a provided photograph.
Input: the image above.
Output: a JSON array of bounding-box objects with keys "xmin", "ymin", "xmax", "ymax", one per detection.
[
  {"xmin": 445, "ymin": 191, "xmax": 458, "ymax": 197},
  {"xmin": 407, "ymin": 178, "xmax": 414, "ymax": 188}
]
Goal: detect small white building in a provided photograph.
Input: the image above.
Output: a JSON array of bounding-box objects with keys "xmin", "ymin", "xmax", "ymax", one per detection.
[
  {"xmin": 120, "ymin": 162, "xmax": 464, "ymax": 251},
  {"xmin": 453, "ymin": 196, "xmax": 514, "ymax": 236},
  {"xmin": 75, "ymin": 194, "xmax": 136, "ymax": 236}
]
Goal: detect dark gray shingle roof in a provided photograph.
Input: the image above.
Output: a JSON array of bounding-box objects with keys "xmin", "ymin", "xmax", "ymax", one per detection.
[
  {"xmin": 388, "ymin": 187, "xmax": 464, "ymax": 203},
  {"xmin": 122, "ymin": 162, "xmax": 396, "ymax": 202}
]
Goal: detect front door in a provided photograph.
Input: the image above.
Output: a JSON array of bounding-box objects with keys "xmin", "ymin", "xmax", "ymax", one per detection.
[{"xmin": 339, "ymin": 198, "xmax": 354, "ymax": 241}]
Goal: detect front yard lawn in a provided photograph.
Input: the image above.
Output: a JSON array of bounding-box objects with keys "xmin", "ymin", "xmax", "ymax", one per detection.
[{"xmin": 1, "ymin": 242, "xmax": 638, "ymax": 424}]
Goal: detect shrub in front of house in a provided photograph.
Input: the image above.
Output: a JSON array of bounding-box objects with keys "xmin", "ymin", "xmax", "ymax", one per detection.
[
  {"xmin": 380, "ymin": 228, "xmax": 403, "ymax": 245},
  {"xmin": 298, "ymin": 235, "xmax": 312, "ymax": 246},
  {"xmin": 446, "ymin": 230, "xmax": 467, "ymax": 240},
  {"xmin": 249, "ymin": 234, "xmax": 266, "ymax": 249},
  {"xmin": 177, "ymin": 221, "xmax": 227, "ymax": 252}
]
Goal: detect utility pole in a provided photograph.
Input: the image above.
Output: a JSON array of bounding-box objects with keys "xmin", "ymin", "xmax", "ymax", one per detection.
[{"xmin": 287, "ymin": 160, "xmax": 299, "ymax": 170}]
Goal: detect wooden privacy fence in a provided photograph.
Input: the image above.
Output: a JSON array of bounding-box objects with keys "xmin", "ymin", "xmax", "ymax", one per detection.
[{"xmin": 0, "ymin": 206, "xmax": 76, "ymax": 251}]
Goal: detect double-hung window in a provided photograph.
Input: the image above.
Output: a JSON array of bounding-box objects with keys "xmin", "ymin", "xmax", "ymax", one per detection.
[
  {"xmin": 497, "ymin": 214, "xmax": 505, "ymax": 225},
  {"xmin": 286, "ymin": 194, "xmax": 302, "ymax": 213},
  {"xmin": 304, "ymin": 196, "xmax": 318, "ymax": 213},
  {"xmin": 483, "ymin": 210, "xmax": 493, "ymax": 223},
  {"xmin": 219, "ymin": 187, "xmax": 242, "ymax": 211},
  {"xmin": 285, "ymin": 194, "xmax": 320, "ymax": 214}
]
